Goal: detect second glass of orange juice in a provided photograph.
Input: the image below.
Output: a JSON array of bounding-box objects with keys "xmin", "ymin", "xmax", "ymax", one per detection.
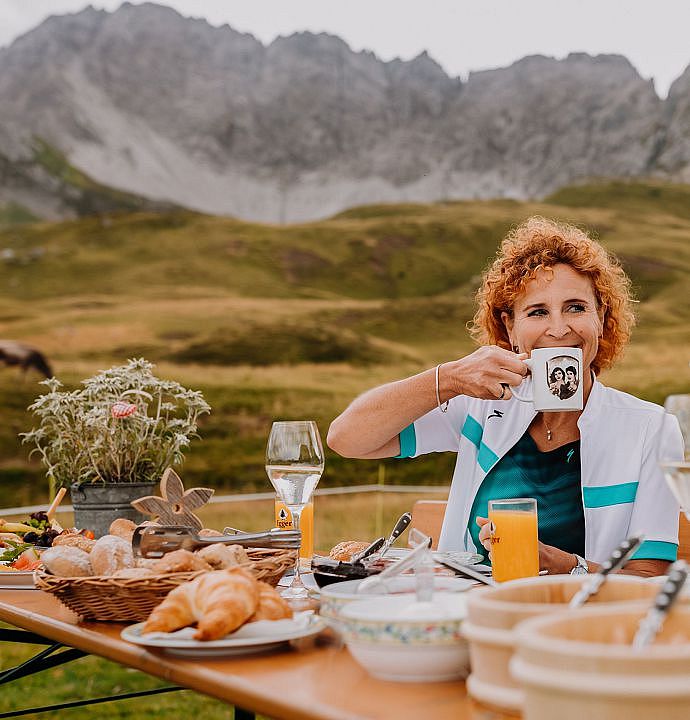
[{"xmin": 488, "ymin": 498, "xmax": 539, "ymax": 582}]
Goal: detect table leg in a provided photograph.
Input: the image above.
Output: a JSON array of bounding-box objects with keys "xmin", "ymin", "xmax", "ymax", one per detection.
[
  {"xmin": 0, "ymin": 627, "xmax": 183, "ymax": 717},
  {"xmin": 0, "ymin": 640, "xmax": 86, "ymax": 684},
  {"xmin": 0, "ymin": 686, "xmax": 182, "ymax": 719},
  {"xmin": 234, "ymin": 708, "xmax": 256, "ymax": 720}
]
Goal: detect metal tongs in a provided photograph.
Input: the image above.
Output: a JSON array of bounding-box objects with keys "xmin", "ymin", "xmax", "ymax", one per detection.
[
  {"xmin": 132, "ymin": 525, "xmax": 301, "ymax": 558},
  {"xmin": 633, "ymin": 560, "xmax": 689, "ymax": 650},
  {"xmin": 569, "ymin": 534, "xmax": 645, "ymax": 609}
]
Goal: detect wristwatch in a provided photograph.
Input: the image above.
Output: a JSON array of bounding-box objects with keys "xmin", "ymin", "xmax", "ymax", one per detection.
[{"xmin": 570, "ymin": 554, "xmax": 589, "ymax": 575}]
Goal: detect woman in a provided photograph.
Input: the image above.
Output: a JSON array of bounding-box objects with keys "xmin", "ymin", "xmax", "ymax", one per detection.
[
  {"xmin": 328, "ymin": 217, "xmax": 683, "ymax": 577},
  {"xmin": 564, "ymin": 365, "xmax": 579, "ymax": 398},
  {"xmin": 548, "ymin": 367, "xmax": 566, "ymax": 398}
]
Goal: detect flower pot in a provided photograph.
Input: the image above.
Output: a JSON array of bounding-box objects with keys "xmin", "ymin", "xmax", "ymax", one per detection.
[{"xmin": 70, "ymin": 482, "xmax": 156, "ymax": 538}]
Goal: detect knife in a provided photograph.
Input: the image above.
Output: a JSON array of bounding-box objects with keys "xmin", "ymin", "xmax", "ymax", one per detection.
[
  {"xmin": 378, "ymin": 512, "xmax": 412, "ymax": 559},
  {"xmin": 437, "ymin": 557, "xmax": 498, "ymax": 587},
  {"xmin": 569, "ymin": 533, "xmax": 645, "ymax": 609},
  {"xmin": 632, "ymin": 560, "xmax": 688, "ymax": 650},
  {"xmin": 350, "ymin": 536, "xmax": 386, "ymax": 564}
]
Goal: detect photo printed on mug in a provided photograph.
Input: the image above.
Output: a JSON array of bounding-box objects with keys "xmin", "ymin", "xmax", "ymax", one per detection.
[{"xmin": 545, "ymin": 355, "xmax": 580, "ymax": 401}]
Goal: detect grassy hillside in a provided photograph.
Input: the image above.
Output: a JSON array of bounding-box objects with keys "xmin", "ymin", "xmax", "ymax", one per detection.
[{"xmin": 1, "ymin": 181, "xmax": 689, "ymax": 504}]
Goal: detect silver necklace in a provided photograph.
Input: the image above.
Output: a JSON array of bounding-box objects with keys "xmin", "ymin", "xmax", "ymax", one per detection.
[{"xmin": 543, "ymin": 416, "xmax": 553, "ymax": 441}]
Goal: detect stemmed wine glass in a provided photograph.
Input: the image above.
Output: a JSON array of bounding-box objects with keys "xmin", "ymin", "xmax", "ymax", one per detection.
[
  {"xmin": 265, "ymin": 420, "xmax": 324, "ymax": 600},
  {"xmin": 662, "ymin": 462, "xmax": 690, "ymax": 521}
]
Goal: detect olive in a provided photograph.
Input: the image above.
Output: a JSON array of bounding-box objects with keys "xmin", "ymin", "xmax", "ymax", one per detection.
[{"xmin": 23, "ymin": 531, "xmax": 40, "ymax": 544}]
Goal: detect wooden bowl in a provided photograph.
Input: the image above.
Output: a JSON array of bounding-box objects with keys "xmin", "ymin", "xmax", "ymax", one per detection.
[
  {"xmin": 462, "ymin": 575, "xmax": 655, "ymax": 713},
  {"xmin": 513, "ymin": 603, "xmax": 690, "ymax": 720}
]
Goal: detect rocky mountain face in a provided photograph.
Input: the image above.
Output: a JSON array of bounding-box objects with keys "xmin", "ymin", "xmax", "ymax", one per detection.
[{"xmin": 0, "ymin": 2, "xmax": 688, "ymax": 223}]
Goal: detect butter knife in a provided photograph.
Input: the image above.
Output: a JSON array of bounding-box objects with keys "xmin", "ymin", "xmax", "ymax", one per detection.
[
  {"xmin": 350, "ymin": 536, "xmax": 386, "ymax": 565},
  {"xmin": 437, "ymin": 557, "xmax": 498, "ymax": 587},
  {"xmin": 632, "ymin": 560, "xmax": 688, "ymax": 650},
  {"xmin": 377, "ymin": 512, "xmax": 412, "ymax": 559},
  {"xmin": 569, "ymin": 533, "xmax": 645, "ymax": 609}
]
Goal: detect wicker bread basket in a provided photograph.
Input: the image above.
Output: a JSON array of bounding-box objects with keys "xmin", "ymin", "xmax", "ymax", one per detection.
[{"xmin": 35, "ymin": 548, "xmax": 297, "ymax": 622}]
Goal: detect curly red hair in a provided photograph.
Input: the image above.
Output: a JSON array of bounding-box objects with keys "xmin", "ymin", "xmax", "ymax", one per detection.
[{"xmin": 470, "ymin": 216, "xmax": 636, "ymax": 374}]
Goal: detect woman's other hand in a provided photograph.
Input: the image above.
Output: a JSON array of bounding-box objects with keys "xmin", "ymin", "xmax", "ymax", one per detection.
[
  {"xmin": 477, "ymin": 516, "xmax": 580, "ymax": 574},
  {"xmin": 449, "ymin": 346, "xmax": 528, "ymax": 401},
  {"xmin": 476, "ymin": 515, "xmax": 491, "ymax": 553}
]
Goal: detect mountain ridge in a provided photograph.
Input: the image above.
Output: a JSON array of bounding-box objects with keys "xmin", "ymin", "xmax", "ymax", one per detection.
[{"xmin": 0, "ymin": 2, "xmax": 688, "ymax": 222}]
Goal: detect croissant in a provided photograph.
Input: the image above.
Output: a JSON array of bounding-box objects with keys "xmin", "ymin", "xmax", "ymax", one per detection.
[
  {"xmin": 142, "ymin": 567, "xmax": 260, "ymax": 640},
  {"xmin": 141, "ymin": 581, "xmax": 197, "ymax": 635},
  {"xmin": 249, "ymin": 581, "xmax": 293, "ymax": 622}
]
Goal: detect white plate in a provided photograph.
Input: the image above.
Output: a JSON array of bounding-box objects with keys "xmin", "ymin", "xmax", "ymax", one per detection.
[
  {"xmin": 121, "ymin": 612, "xmax": 326, "ymax": 657},
  {"xmin": 381, "ymin": 548, "xmax": 484, "ymax": 565},
  {"xmin": 0, "ymin": 563, "xmax": 37, "ymax": 589}
]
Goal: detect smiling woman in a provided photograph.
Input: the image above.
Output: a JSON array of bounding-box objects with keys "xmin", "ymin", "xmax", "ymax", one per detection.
[{"xmin": 327, "ymin": 216, "xmax": 684, "ymax": 578}]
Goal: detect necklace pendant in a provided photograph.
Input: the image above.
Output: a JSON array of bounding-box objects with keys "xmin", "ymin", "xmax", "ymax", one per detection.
[{"xmin": 547, "ymin": 429, "xmax": 552, "ymax": 441}]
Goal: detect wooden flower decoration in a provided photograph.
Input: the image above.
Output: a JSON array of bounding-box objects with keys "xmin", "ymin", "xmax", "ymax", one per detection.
[{"xmin": 130, "ymin": 468, "xmax": 214, "ymax": 530}]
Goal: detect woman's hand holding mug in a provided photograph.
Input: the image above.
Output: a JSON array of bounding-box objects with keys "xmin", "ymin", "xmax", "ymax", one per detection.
[{"xmin": 452, "ymin": 346, "xmax": 528, "ymax": 401}]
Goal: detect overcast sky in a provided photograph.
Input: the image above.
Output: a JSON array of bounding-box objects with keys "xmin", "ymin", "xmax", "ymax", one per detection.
[{"xmin": 2, "ymin": 0, "xmax": 689, "ymax": 97}]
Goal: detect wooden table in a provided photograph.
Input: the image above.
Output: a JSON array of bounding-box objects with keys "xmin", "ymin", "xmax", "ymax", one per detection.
[{"xmin": 0, "ymin": 589, "xmax": 513, "ymax": 720}]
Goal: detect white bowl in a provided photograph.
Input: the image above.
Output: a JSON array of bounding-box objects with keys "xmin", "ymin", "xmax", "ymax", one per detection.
[
  {"xmin": 339, "ymin": 592, "xmax": 470, "ymax": 682},
  {"xmin": 319, "ymin": 575, "xmax": 473, "ymax": 622}
]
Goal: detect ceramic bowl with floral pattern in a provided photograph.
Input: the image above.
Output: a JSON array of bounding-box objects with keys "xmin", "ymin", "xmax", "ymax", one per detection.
[
  {"xmin": 319, "ymin": 575, "xmax": 473, "ymax": 623},
  {"xmin": 339, "ymin": 592, "xmax": 470, "ymax": 682}
]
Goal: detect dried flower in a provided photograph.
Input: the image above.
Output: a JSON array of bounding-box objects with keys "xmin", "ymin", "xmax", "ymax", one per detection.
[{"xmin": 21, "ymin": 358, "xmax": 211, "ymax": 487}]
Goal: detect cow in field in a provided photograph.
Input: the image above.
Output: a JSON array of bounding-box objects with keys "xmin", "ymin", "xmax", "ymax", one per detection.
[{"xmin": 0, "ymin": 340, "xmax": 53, "ymax": 378}]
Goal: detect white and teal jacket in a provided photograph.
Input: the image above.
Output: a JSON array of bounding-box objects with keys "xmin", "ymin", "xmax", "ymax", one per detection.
[{"xmin": 397, "ymin": 378, "xmax": 683, "ymax": 563}]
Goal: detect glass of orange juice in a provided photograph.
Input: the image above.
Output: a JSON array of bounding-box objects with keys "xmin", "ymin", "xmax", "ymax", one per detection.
[{"xmin": 488, "ymin": 498, "xmax": 539, "ymax": 582}]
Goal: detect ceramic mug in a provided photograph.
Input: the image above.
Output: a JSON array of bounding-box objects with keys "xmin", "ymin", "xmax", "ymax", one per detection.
[{"xmin": 511, "ymin": 347, "xmax": 583, "ymax": 412}]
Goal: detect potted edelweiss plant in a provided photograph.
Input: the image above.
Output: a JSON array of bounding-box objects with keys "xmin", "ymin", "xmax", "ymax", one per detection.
[{"xmin": 21, "ymin": 358, "xmax": 211, "ymax": 537}]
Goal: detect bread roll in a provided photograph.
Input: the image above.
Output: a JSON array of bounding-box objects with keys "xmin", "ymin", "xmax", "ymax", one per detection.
[
  {"xmin": 198, "ymin": 528, "xmax": 223, "ymax": 537},
  {"xmin": 195, "ymin": 544, "xmax": 249, "ymax": 569},
  {"xmin": 42, "ymin": 546, "xmax": 92, "ymax": 577},
  {"xmin": 108, "ymin": 518, "xmax": 137, "ymax": 543},
  {"xmin": 329, "ymin": 540, "xmax": 369, "ymax": 562},
  {"xmin": 89, "ymin": 535, "xmax": 134, "ymax": 576},
  {"xmin": 112, "ymin": 567, "xmax": 154, "ymax": 579},
  {"xmin": 151, "ymin": 549, "xmax": 212, "ymax": 574},
  {"xmin": 135, "ymin": 557, "xmax": 160, "ymax": 571},
  {"xmin": 52, "ymin": 533, "xmax": 96, "ymax": 553}
]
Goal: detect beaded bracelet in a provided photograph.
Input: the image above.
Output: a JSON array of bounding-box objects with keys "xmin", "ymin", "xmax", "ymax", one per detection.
[{"xmin": 435, "ymin": 363, "xmax": 449, "ymax": 413}]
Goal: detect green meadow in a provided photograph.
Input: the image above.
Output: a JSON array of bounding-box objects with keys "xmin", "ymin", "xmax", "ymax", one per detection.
[
  {"xmin": 1, "ymin": 181, "xmax": 690, "ymax": 717},
  {"xmin": 1, "ymin": 180, "xmax": 690, "ymax": 506}
]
